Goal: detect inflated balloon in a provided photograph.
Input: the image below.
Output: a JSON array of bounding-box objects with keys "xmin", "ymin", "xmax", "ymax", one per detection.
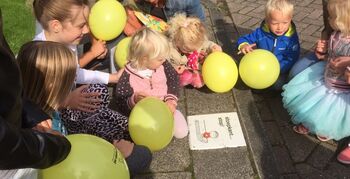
[
  {"xmin": 239, "ymin": 49, "xmax": 280, "ymax": 89},
  {"xmin": 202, "ymin": 52, "xmax": 238, "ymax": 93},
  {"xmin": 114, "ymin": 37, "xmax": 131, "ymax": 68},
  {"xmin": 89, "ymin": 0, "xmax": 127, "ymax": 40},
  {"xmin": 129, "ymin": 97, "xmax": 174, "ymax": 152},
  {"xmin": 39, "ymin": 134, "xmax": 129, "ymax": 179}
]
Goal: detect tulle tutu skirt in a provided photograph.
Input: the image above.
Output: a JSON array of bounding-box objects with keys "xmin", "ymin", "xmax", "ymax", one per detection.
[{"xmin": 282, "ymin": 61, "xmax": 350, "ymax": 140}]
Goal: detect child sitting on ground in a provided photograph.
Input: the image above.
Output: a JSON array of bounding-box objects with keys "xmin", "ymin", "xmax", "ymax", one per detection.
[
  {"xmin": 237, "ymin": 0, "xmax": 300, "ymax": 90},
  {"xmin": 282, "ymin": 0, "xmax": 350, "ymax": 142},
  {"xmin": 115, "ymin": 28, "xmax": 188, "ymax": 139},
  {"xmin": 166, "ymin": 13, "xmax": 222, "ymax": 88}
]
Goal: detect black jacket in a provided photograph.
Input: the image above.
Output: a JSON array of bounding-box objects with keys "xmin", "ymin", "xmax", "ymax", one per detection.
[{"xmin": 0, "ymin": 9, "xmax": 71, "ymax": 169}]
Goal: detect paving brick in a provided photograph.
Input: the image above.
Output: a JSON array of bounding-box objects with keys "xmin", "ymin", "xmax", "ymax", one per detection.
[
  {"xmin": 227, "ymin": 2, "xmax": 245, "ymax": 13},
  {"xmin": 299, "ymin": 34, "xmax": 319, "ymax": 44},
  {"xmin": 301, "ymin": 17, "xmax": 324, "ymax": 26},
  {"xmin": 307, "ymin": 9, "xmax": 323, "ymax": 19},
  {"xmin": 272, "ymin": 146, "xmax": 296, "ymax": 174},
  {"xmin": 231, "ymin": 13, "xmax": 251, "ymax": 25},
  {"xmin": 264, "ymin": 122, "xmax": 284, "ymax": 146},
  {"xmin": 281, "ymin": 127, "xmax": 319, "ymax": 162},
  {"xmin": 295, "ymin": 164, "xmax": 334, "ymax": 178},
  {"xmin": 238, "ymin": 6, "xmax": 256, "ymax": 15},
  {"xmin": 241, "ymin": 18, "xmax": 261, "ymax": 29},
  {"xmin": 293, "ymin": 11, "xmax": 309, "ymax": 22},
  {"xmin": 307, "ymin": 143, "xmax": 336, "ymax": 169},
  {"xmin": 301, "ymin": 25, "xmax": 321, "ymax": 36},
  {"xmin": 301, "ymin": 41, "xmax": 316, "ymax": 51}
]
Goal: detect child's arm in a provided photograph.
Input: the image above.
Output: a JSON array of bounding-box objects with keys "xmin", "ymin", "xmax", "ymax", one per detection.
[
  {"xmin": 79, "ymin": 35, "xmax": 108, "ymax": 68},
  {"xmin": 237, "ymin": 28, "xmax": 260, "ymax": 54},
  {"xmin": 114, "ymin": 72, "xmax": 135, "ymax": 116},
  {"xmin": 278, "ymin": 35, "xmax": 300, "ymax": 73},
  {"xmin": 163, "ymin": 61, "xmax": 179, "ymax": 112},
  {"xmin": 76, "ymin": 67, "xmax": 121, "ymax": 84}
]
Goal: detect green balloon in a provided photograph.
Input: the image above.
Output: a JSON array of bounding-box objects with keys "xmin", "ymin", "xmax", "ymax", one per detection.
[
  {"xmin": 89, "ymin": 0, "xmax": 127, "ymax": 40},
  {"xmin": 239, "ymin": 49, "xmax": 280, "ymax": 89},
  {"xmin": 114, "ymin": 37, "xmax": 131, "ymax": 68},
  {"xmin": 129, "ymin": 97, "xmax": 174, "ymax": 152},
  {"xmin": 39, "ymin": 134, "xmax": 129, "ymax": 179}
]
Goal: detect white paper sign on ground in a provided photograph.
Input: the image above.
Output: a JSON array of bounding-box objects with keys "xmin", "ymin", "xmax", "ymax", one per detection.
[{"xmin": 188, "ymin": 112, "xmax": 246, "ymax": 150}]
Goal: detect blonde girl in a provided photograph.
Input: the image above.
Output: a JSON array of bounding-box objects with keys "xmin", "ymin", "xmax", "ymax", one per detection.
[
  {"xmin": 115, "ymin": 28, "xmax": 189, "ymax": 139},
  {"xmin": 283, "ymin": 0, "xmax": 350, "ymax": 141},
  {"xmin": 166, "ymin": 13, "xmax": 222, "ymax": 88}
]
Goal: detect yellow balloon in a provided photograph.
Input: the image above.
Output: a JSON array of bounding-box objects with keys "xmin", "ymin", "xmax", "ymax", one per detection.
[
  {"xmin": 39, "ymin": 134, "xmax": 129, "ymax": 179},
  {"xmin": 202, "ymin": 52, "xmax": 238, "ymax": 93},
  {"xmin": 239, "ymin": 49, "xmax": 280, "ymax": 89},
  {"xmin": 129, "ymin": 97, "xmax": 174, "ymax": 152},
  {"xmin": 89, "ymin": 0, "xmax": 127, "ymax": 40},
  {"xmin": 114, "ymin": 37, "xmax": 131, "ymax": 68}
]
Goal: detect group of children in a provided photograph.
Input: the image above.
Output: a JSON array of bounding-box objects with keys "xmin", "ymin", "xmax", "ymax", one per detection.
[{"xmin": 2, "ymin": 0, "xmax": 350, "ymax": 177}]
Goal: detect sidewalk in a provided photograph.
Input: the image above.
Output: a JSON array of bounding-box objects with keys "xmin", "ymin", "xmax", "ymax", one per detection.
[{"xmin": 113, "ymin": 0, "xmax": 350, "ymax": 178}]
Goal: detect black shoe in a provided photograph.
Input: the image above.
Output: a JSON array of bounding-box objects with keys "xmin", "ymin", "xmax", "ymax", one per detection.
[{"xmin": 125, "ymin": 145, "xmax": 152, "ymax": 176}]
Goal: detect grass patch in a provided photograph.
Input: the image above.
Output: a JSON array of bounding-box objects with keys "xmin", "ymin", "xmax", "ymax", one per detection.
[{"xmin": 0, "ymin": 0, "xmax": 35, "ymax": 54}]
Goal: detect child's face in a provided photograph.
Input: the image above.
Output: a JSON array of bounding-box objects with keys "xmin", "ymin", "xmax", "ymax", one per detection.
[
  {"xmin": 145, "ymin": 57, "xmax": 166, "ymax": 70},
  {"xmin": 266, "ymin": 10, "xmax": 292, "ymax": 36},
  {"xmin": 57, "ymin": 5, "xmax": 90, "ymax": 45}
]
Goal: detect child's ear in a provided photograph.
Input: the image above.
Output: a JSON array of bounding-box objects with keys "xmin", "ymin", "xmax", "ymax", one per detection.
[{"xmin": 48, "ymin": 20, "xmax": 62, "ymax": 33}]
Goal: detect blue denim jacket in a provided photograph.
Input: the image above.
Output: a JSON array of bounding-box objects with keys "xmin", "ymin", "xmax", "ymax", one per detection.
[{"xmin": 164, "ymin": 0, "xmax": 205, "ymax": 22}]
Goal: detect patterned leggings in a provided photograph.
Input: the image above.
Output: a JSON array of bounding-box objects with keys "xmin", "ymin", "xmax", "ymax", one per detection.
[{"xmin": 61, "ymin": 84, "xmax": 130, "ymax": 143}]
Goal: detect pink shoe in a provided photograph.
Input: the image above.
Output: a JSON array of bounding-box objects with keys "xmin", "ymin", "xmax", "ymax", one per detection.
[
  {"xmin": 191, "ymin": 73, "xmax": 204, "ymax": 88},
  {"xmin": 179, "ymin": 70, "xmax": 193, "ymax": 87},
  {"xmin": 338, "ymin": 145, "xmax": 350, "ymax": 164}
]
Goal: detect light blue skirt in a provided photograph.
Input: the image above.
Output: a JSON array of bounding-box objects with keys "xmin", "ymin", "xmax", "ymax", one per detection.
[{"xmin": 282, "ymin": 61, "xmax": 350, "ymax": 140}]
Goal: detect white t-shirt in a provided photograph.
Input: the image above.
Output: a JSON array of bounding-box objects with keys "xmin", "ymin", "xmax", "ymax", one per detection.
[{"xmin": 33, "ymin": 31, "xmax": 109, "ymax": 84}]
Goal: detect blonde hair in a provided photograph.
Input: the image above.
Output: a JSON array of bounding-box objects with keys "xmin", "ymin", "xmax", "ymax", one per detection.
[
  {"xmin": 33, "ymin": 0, "xmax": 89, "ymax": 30},
  {"xmin": 328, "ymin": 0, "xmax": 350, "ymax": 36},
  {"xmin": 167, "ymin": 13, "xmax": 207, "ymax": 52},
  {"xmin": 265, "ymin": 0, "xmax": 294, "ymax": 19},
  {"xmin": 128, "ymin": 28, "xmax": 171, "ymax": 69},
  {"xmin": 18, "ymin": 41, "xmax": 77, "ymax": 114}
]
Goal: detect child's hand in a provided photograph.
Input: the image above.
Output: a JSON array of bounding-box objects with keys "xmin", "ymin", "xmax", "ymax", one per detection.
[
  {"xmin": 32, "ymin": 119, "xmax": 62, "ymax": 136},
  {"xmin": 211, "ymin": 44, "xmax": 222, "ymax": 52},
  {"xmin": 134, "ymin": 92, "xmax": 148, "ymax": 104},
  {"xmin": 113, "ymin": 139, "xmax": 134, "ymax": 158},
  {"xmin": 109, "ymin": 68, "xmax": 124, "ymax": 83},
  {"xmin": 239, "ymin": 43, "xmax": 256, "ymax": 54},
  {"xmin": 165, "ymin": 99, "xmax": 177, "ymax": 113},
  {"xmin": 329, "ymin": 56, "xmax": 350, "ymax": 73},
  {"xmin": 314, "ymin": 40, "xmax": 328, "ymax": 60},
  {"xmin": 90, "ymin": 37, "xmax": 108, "ymax": 59},
  {"xmin": 62, "ymin": 85, "xmax": 101, "ymax": 112}
]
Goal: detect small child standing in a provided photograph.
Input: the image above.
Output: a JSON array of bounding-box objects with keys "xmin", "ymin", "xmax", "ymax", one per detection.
[
  {"xmin": 115, "ymin": 28, "xmax": 188, "ymax": 139},
  {"xmin": 166, "ymin": 13, "xmax": 222, "ymax": 88},
  {"xmin": 237, "ymin": 0, "xmax": 300, "ymax": 90},
  {"xmin": 282, "ymin": 0, "xmax": 350, "ymax": 141}
]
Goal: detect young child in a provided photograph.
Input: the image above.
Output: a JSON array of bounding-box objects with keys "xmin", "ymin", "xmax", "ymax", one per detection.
[
  {"xmin": 32, "ymin": 0, "xmax": 152, "ymax": 175},
  {"xmin": 282, "ymin": 0, "xmax": 350, "ymax": 142},
  {"xmin": 237, "ymin": 0, "xmax": 300, "ymax": 90},
  {"xmin": 18, "ymin": 41, "xmax": 77, "ymax": 134},
  {"xmin": 166, "ymin": 13, "xmax": 222, "ymax": 88},
  {"xmin": 115, "ymin": 28, "xmax": 188, "ymax": 139}
]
